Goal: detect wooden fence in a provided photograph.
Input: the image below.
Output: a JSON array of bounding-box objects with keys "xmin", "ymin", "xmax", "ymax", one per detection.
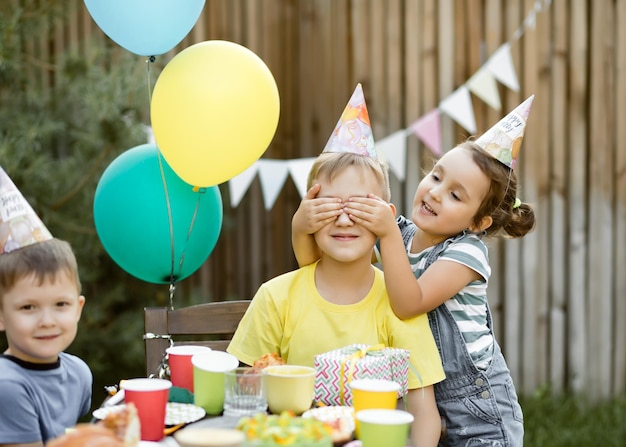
[{"xmin": 12, "ymin": 0, "xmax": 626, "ymax": 400}]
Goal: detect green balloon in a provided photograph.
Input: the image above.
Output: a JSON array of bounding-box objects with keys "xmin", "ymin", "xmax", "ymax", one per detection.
[{"xmin": 94, "ymin": 144, "xmax": 223, "ymax": 284}]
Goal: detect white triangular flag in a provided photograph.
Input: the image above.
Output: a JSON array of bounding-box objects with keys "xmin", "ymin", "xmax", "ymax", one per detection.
[
  {"xmin": 228, "ymin": 162, "xmax": 259, "ymax": 208},
  {"xmin": 439, "ymin": 85, "xmax": 477, "ymax": 135},
  {"xmin": 376, "ymin": 130, "xmax": 408, "ymax": 181},
  {"xmin": 288, "ymin": 157, "xmax": 316, "ymax": 198},
  {"xmin": 257, "ymin": 160, "xmax": 289, "ymax": 210},
  {"xmin": 466, "ymin": 67, "xmax": 502, "ymax": 110},
  {"xmin": 485, "ymin": 43, "xmax": 520, "ymax": 92}
]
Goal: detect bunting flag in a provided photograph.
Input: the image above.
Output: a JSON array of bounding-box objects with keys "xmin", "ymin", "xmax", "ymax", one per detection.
[
  {"xmin": 409, "ymin": 108, "xmax": 442, "ymax": 157},
  {"xmin": 228, "ymin": 162, "xmax": 259, "ymax": 208},
  {"xmin": 287, "ymin": 158, "xmax": 316, "ymax": 198},
  {"xmin": 485, "ymin": 43, "xmax": 520, "ymax": 92},
  {"xmin": 466, "ymin": 67, "xmax": 502, "ymax": 111},
  {"xmin": 376, "ymin": 130, "xmax": 408, "ymax": 181},
  {"xmin": 216, "ymin": 0, "xmax": 550, "ymax": 210},
  {"xmin": 439, "ymin": 85, "xmax": 476, "ymax": 135},
  {"xmin": 257, "ymin": 160, "xmax": 290, "ymax": 210}
]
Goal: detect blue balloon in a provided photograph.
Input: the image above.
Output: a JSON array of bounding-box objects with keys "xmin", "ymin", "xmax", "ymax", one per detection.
[
  {"xmin": 84, "ymin": 0, "xmax": 206, "ymax": 56},
  {"xmin": 93, "ymin": 144, "xmax": 223, "ymax": 284}
]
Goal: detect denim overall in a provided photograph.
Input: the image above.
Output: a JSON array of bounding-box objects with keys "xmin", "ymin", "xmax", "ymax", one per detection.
[
  {"xmin": 428, "ymin": 302, "xmax": 524, "ymax": 446},
  {"xmin": 399, "ymin": 219, "xmax": 524, "ymax": 446}
]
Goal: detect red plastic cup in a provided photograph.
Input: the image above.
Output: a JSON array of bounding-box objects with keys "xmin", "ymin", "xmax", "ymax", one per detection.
[
  {"xmin": 122, "ymin": 378, "xmax": 172, "ymax": 441},
  {"xmin": 167, "ymin": 345, "xmax": 212, "ymax": 391}
]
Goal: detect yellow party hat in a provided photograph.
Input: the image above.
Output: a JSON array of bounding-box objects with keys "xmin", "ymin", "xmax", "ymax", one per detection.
[
  {"xmin": 0, "ymin": 166, "xmax": 53, "ymax": 254},
  {"xmin": 474, "ymin": 95, "xmax": 534, "ymax": 169},
  {"xmin": 322, "ymin": 83, "xmax": 377, "ymax": 158}
]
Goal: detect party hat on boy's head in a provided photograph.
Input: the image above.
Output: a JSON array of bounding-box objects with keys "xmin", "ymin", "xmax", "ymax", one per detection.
[
  {"xmin": 322, "ymin": 83, "xmax": 377, "ymax": 159},
  {"xmin": 0, "ymin": 166, "xmax": 53, "ymax": 254},
  {"xmin": 474, "ymin": 95, "xmax": 534, "ymax": 169}
]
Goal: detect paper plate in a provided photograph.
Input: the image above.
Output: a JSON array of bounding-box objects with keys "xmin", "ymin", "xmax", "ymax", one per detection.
[
  {"xmin": 93, "ymin": 402, "xmax": 206, "ymax": 426},
  {"xmin": 302, "ymin": 406, "xmax": 355, "ymax": 432}
]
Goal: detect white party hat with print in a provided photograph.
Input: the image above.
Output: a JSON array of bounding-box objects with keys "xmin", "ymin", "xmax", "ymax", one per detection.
[
  {"xmin": 0, "ymin": 166, "xmax": 53, "ymax": 254},
  {"xmin": 474, "ymin": 95, "xmax": 534, "ymax": 169}
]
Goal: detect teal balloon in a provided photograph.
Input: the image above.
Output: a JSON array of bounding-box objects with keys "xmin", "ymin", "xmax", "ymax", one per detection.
[
  {"xmin": 94, "ymin": 144, "xmax": 223, "ymax": 284},
  {"xmin": 84, "ymin": 0, "xmax": 205, "ymax": 57}
]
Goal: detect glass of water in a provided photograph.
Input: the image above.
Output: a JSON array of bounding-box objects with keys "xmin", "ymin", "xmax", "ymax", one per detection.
[{"xmin": 223, "ymin": 367, "xmax": 267, "ymax": 417}]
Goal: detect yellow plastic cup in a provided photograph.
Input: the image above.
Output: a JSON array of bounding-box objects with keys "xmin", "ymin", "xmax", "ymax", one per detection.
[
  {"xmin": 262, "ymin": 365, "xmax": 315, "ymax": 415},
  {"xmin": 349, "ymin": 378, "xmax": 400, "ymax": 437}
]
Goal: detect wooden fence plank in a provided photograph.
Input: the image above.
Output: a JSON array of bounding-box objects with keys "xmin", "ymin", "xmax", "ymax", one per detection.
[
  {"xmin": 587, "ymin": 0, "xmax": 614, "ymax": 401},
  {"xmin": 401, "ymin": 0, "xmax": 421, "ymax": 214},
  {"xmin": 549, "ymin": 0, "xmax": 568, "ymax": 394},
  {"xmin": 385, "ymin": 0, "xmax": 403, "ymax": 197},
  {"xmin": 613, "ymin": 0, "xmax": 626, "ymax": 394},
  {"xmin": 567, "ymin": 1, "xmax": 589, "ymax": 394},
  {"xmin": 438, "ymin": 0, "xmax": 455, "ymax": 153}
]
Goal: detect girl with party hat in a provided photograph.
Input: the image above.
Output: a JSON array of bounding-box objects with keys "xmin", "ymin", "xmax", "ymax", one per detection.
[{"xmin": 293, "ymin": 96, "xmax": 536, "ymax": 446}]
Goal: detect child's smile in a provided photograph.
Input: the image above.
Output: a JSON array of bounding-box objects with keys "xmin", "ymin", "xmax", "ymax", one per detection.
[{"xmin": 411, "ymin": 146, "xmax": 491, "ymax": 249}]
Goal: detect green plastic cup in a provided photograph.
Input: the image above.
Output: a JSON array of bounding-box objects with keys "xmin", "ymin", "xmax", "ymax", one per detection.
[
  {"xmin": 192, "ymin": 351, "xmax": 239, "ymax": 415},
  {"xmin": 356, "ymin": 409, "xmax": 414, "ymax": 447}
]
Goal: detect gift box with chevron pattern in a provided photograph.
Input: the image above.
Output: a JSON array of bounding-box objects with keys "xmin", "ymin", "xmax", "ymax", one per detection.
[{"xmin": 313, "ymin": 344, "xmax": 409, "ymax": 406}]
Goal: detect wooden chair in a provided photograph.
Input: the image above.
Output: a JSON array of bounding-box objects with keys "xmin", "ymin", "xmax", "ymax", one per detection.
[{"xmin": 144, "ymin": 300, "xmax": 250, "ymax": 377}]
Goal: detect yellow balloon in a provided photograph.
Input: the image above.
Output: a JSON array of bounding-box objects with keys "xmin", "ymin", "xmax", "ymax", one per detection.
[{"xmin": 151, "ymin": 40, "xmax": 280, "ymax": 187}]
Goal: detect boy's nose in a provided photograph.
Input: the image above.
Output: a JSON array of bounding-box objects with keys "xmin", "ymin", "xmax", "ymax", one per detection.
[
  {"xmin": 39, "ymin": 309, "xmax": 56, "ymax": 326},
  {"xmin": 335, "ymin": 210, "xmax": 353, "ymax": 226}
]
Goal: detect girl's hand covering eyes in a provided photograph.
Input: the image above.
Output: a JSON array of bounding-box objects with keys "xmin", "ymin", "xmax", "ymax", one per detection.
[
  {"xmin": 292, "ymin": 184, "xmax": 343, "ymax": 235},
  {"xmin": 343, "ymin": 194, "xmax": 397, "ymax": 237}
]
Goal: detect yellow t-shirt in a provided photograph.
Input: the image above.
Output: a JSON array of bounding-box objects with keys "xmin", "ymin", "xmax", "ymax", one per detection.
[{"xmin": 227, "ymin": 262, "xmax": 445, "ymax": 389}]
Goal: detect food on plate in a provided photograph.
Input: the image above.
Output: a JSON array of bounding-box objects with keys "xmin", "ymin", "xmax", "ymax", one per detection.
[
  {"xmin": 99, "ymin": 401, "xmax": 140, "ymax": 446},
  {"xmin": 46, "ymin": 402, "xmax": 140, "ymax": 447},
  {"xmin": 46, "ymin": 425, "xmax": 125, "ymax": 447},
  {"xmin": 249, "ymin": 353, "xmax": 285, "ymax": 373},
  {"xmin": 236, "ymin": 411, "xmax": 332, "ymax": 447},
  {"xmin": 302, "ymin": 406, "xmax": 355, "ymax": 444}
]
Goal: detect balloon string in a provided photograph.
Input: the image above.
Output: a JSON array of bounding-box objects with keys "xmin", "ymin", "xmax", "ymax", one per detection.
[
  {"xmin": 156, "ymin": 151, "xmax": 177, "ymax": 292},
  {"xmin": 176, "ymin": 187, "xmax": 205, "ymax": 279},
  {"xmin": 146, "ymin": 56, "xmax": 155, "ymax": 105},
  {"xmin": 148, "ymin": 56, "xmax": 177, "ymax": 308},
  {"xmin": 169, "ymin": 282, "xmax": 175, "ymax": 311}
]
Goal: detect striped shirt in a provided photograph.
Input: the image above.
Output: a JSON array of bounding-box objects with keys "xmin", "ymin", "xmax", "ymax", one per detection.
[{"xmin": 406, "ymin": 232, "xmax": 494, "ymax": 369}]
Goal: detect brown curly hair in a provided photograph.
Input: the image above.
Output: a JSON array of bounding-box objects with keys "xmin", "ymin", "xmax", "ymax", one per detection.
[{"xmin": 460, "ymin": 141, "xmax": 536, "ymax": 238}]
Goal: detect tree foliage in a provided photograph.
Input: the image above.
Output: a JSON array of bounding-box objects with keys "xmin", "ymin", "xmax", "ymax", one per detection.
[{"xmin": 0, "ymin": 1, "xmax": 184, "ymax": 414}]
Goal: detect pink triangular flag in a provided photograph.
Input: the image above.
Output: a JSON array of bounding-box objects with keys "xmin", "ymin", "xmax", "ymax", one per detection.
[{"xmin": 410, "ymin": 109, "xmax": 442, "ymax": 157}]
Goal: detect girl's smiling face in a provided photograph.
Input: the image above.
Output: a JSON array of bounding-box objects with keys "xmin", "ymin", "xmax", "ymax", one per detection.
[
  {"xmin": 0, "ymin": 271, "xmax": 84, "ymax": 363},
  {"xmin": 411, "ymin": 145, "xmax": 492, "ymax": 247}
]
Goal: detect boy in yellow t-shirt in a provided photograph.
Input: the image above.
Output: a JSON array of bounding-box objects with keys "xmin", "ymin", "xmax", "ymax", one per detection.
[{"xmin": 228, "ymin": 85, "xmax": 445, "ymax": 447}]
